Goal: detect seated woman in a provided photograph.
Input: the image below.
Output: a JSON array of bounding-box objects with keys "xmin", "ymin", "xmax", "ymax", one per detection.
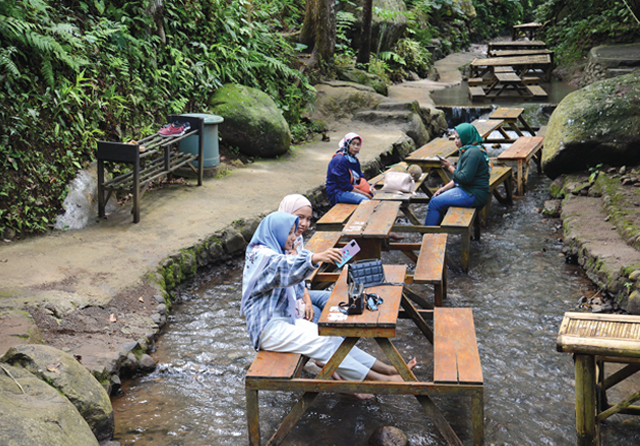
[
  {"xmin": 241, "ymin": 212, "xmax": 416, "ymax": 384},
  {"xmin": 325, "ymin": 132, "xmax": 374, "ymax": 206},
  {"xmin": 424, "ymin": 123, "xmax": 491, "ymax": 226},
  {"xmin": 278, "ymin": 194, "xmax": 330, "ymax": 324}
]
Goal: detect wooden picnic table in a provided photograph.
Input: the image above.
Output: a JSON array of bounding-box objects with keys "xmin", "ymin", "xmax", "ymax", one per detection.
[
  {"xmin": 557, "ymin": 312, "xmax": 640, "ymax": 446},
  {"xmin": 470, "ymin": 54, "xmax": 553, "ymax": 82},
  {"xmin": 405, "ymin": 138, "xmax": 460, "ymax": 192},
  {"xmin": 511, "ymin": 22, "xmax": 542, "ymax": 41},
  {"xmin": 497, "ymin": 136, "xmax": 544, "ymax": 195},
  {"xmin": 487, "ymin": 40, "xmax": 547, "ymax": 53},
  {"xmin": 489, "ymin": 107, "xmax": 535, "ymax": 137},
  {"xmin": 342, "ymin": 200, "xmax": 400, "ymax": 259},
  {"xmin": 245, "ymin": 265, "xmax": 485, "ymax": 445}
]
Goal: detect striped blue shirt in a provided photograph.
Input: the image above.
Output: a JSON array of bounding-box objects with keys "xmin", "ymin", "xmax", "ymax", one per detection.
[{"xmin": 242, "ymin": 246, "xmax": 318, "ymax": 350}]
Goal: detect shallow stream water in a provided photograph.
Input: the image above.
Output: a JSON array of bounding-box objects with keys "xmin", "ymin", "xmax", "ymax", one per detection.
[{"xmin": 112, "ymin": 170, "xmax": 640, "ymax": 445}]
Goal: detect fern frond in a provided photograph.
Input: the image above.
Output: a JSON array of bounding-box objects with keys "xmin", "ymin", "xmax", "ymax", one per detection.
[
  {"xmin": 41, "ymin": 57, "xmax": 55, "ymax": 88},
  {"xmin": 0, "ymin": 47, "xmax": 20, "ymax": 77}
]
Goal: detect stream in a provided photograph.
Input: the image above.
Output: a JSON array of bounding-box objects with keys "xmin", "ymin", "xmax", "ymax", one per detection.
[{"xmin": 112, "ymin": 168, "xmax": 640, "ymax": 445}]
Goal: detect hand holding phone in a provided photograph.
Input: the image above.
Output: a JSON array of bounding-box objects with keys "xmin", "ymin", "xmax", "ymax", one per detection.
[{"xmin": 336, "ymin": 240, "xmax": 360, "ymax": 268}]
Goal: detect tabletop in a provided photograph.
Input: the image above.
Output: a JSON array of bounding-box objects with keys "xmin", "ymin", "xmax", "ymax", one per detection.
[
  {"xmin": 318, "ymin": 265, "xmax": 406, "ymax": 338},
  {"xmin": 471, "ymin": 54, "xmax": 551, "ymax": 67},
  {"xmin": 470, "ymin": 119, "xmax": 505, "ymax": 139},
  {"xmin": 406, "ymin": 137, "xmax": 459, "ymax": 164},
  {"xmin": 490, "ymin": 107, "xmax": 524, "ymax": 120},
  {"xmin": 342, "ymin": 200, "xmax": 400, "ymax": 239}
]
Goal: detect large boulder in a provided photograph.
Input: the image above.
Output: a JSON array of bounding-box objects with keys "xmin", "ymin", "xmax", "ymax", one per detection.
[
  {"xmin": 343, "ymin": 0, "xmax": 408, "ymax": 52},
  {"xmin": 542, "ymin": 71, "xmax": 640, "ymax": 179},
  {"xmin": 354, "ymin": 101, "xmax": 431, "ymax": 147},
  {"xmin": 209, "ymin": 84, "xmax": 291, "ymax": 158},
  {"xmin": 337, "ymin": 66, "xmax": 388, "ymax": 96},
  {"xmin": 312, "ymin": 81, "xmax": 386, "ymax": 122},
  {"xmin": 1, "ymin": 344, "xmax": 114, "ymax": 442},
  {"xmin": 0, "ymin": 364, "xmax": 99, "ymax": 446}
]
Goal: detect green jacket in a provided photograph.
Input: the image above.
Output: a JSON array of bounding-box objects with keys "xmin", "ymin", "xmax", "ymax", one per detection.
[{"xmin": 452, "ymin": 145, "xmax": 490, "ymax": 208}]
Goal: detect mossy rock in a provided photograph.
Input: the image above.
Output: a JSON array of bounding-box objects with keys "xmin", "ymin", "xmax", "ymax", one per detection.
[
  {"xmin": 0, "ymin": 364, "xmax": 99, "ymax": 446},
  {"xmin": 1, "ymin": 344, "xmax": 114, "ymax": 442},
  {"xmin": 542, "ymin": 71, "xmax": 640, "ymax": 179},
  {"xmin": 209, "ymin": 84, "xmax": 291, "ymax": 158},
  {"xmin": 336, "ymin": 67, "xmax": 388, "ymax": 96}
]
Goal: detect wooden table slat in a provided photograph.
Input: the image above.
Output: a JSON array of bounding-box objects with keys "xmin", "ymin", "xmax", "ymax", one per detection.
[
  {"xmin": 498, "ymin": 136, "xmax": 544, "ymax": 160},
  {"xmin": 434, "ymin": 308, "xmax": 483, "ymax": 384},
  {"xmin": 489, "ymin": 107, "xmax": 524, "ymax": 120},
  {"xmin": 441, "ymin": 207, "xmax": 475, "ymax": 228},
  {"xmin": 406, "ymin": 138, "xmax": 459, "ymax": 162},
  {"xmin": 414, "ymin": 234, "xmax": 447, "ymax": 283},
  {"xmin": 342, "ymin": 200, "xmax": 400, "ymax": 238},
  {"xmin": 316, "ymin": 203, "xmax": 358, "ymax": 226},
  {"xmin": 304, "ymin": 231, "xmax": 342, "ymax": 253},
  {"xmin": 247, "ymin": 351, "xmax": 302, "ymax": 379}
]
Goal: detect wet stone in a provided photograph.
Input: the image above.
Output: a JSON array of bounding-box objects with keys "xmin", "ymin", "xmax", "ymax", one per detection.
[
  {"xmin": 139, "ymin": 354, "xmax": 156, "ymax": 372},
  {"xmin": 368, "ymin": 426, "xmax": 407, "ymax": 446}
]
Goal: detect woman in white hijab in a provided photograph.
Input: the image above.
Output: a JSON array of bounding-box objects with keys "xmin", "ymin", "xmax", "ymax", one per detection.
[{"xmin": 278, "ymin": 194, "xmax": 330, "ymax": 323}]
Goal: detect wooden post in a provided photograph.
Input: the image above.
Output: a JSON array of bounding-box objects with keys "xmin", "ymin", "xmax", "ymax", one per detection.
[
  {"xmin": 246, "ymin": 388, "xmax": 261, "ymax": 446},
  {"xmin": 575, "ymin": 354, "xmax": 597, "ymax": 446}
]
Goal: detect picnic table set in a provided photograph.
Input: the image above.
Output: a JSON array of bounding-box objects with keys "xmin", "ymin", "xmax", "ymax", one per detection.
[{"xmin": 242, "ymin": 109, "xmax": 554, "ymax": 445}]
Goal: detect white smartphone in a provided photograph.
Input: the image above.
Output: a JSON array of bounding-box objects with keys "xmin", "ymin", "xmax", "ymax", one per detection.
[{"xmin": 336, "ymin": 240, "xmax": 360, "ymax": 268}]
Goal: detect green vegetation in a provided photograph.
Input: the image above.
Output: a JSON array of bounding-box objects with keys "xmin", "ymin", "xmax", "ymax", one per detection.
[
  {"xmin": 1, "ymin": 0, "xmax": 637, "ymax": 239},
  {"xmin": 536, "ymin": 0, "xmax": 640, "ymax": 64}
]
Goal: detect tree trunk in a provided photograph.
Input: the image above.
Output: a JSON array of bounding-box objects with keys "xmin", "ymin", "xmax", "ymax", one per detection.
[
  {"xmin": 300, "ymin": 0, "xmax": 336, "ymax": 67},
  {"xmin": 356, "ymin": 0, "xmax": 373, "ymax": 66}
]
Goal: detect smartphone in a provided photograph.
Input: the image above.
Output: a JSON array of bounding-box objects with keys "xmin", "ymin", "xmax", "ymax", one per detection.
[
  {"xmin": 336, "ymin": 240, "xmax": 360, "ymax": 268},
  {"xmin": 436, "ymin": 154, "xmax": 444, "ymax": 161}
]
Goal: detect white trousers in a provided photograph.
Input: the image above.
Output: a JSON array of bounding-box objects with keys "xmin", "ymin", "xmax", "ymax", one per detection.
[{"xmin": 259, "ymin": 316, "xmax": 376, "ymax": 381}]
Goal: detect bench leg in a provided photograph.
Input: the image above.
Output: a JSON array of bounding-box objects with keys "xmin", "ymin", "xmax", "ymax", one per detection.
[
  {"xmin": 416, "ymin": 395, "xmax": 464, "ymax": 446},
  {"xmin": 575, "ymin": 354, "xmax": 598, "ymax": 446},
  {"xmin": 98, "ymin": 159, "xmax": 105, "ymax": 219},
  {"xmin": 133, "ymin": 163, "xmax": 140, "ymax": 224},
  {"xmin": 246, "ymin": 387, "xmax": 261, "ymax": 446},
  {"xmin": 472, "ymin": 388, "xmax": 485, "ymax": 446},
  {"xmin": 516, "ymin": 160, "xmax": 524, "ymax": 195},
  {"xmin": 461, "ymin": 229, "xmax": 470, "ymax": 273}
]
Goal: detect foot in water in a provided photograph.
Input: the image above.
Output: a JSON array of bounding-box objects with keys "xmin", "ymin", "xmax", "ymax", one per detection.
[
  {"xmin": 315, "ymin": 361, "xmax": 374, "ymax": 399},
  {"xmin": 389, "ymin": 232, "xmax": 404, "ymax": 241}
]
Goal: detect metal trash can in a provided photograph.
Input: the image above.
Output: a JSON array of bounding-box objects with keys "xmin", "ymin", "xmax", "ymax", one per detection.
[{"xmin": 178, "ymin": 113, "xmax": 224, "ymax": 168}]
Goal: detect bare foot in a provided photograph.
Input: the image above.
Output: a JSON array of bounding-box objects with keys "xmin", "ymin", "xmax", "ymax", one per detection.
[
  {"xmin": 389, "ymin": 232, "xmax": 404, "ymax": 241},
  {"xmin": 316, "ymin": 361, "xmax": 374, "ymax": 399},
  {"xmin": 407, "ymin": 358, "xmax": 417, "ymax": 371}
]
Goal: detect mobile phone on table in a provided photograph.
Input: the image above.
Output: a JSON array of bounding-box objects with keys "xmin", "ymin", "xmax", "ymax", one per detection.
[{"xmin": 336, "ymin": 240, "xmax": 360, "ymax": 268}]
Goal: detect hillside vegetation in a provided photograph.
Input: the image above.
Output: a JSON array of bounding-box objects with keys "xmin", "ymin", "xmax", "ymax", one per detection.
[{"xmin": 0, "ymin": 0, "xmax": 636, "ymax": 238}]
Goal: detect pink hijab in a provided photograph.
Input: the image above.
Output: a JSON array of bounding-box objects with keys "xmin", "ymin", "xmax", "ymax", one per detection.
[{"xmin": 278, "ymin": 194, "xmax": 312, "ymax": 214}]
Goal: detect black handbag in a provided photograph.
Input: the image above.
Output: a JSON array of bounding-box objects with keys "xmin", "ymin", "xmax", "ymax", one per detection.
[
  {"xmin": 345, "ymin": 266, "xmax": 365, "ymax": 315},
  {"xmin": 348, "ymin": 259, "xmax": 386, "ymax": 288}
]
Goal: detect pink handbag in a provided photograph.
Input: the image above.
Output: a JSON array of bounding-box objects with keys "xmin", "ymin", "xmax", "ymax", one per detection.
[{"xmin": 381, "ymin": 171, "xmax": 415, "ymax": 194}]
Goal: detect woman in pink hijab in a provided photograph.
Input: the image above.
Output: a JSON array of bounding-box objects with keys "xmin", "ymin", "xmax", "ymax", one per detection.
[{"xmin": 278, "ymin": 194, "xmax": 330, "ymax": 323}]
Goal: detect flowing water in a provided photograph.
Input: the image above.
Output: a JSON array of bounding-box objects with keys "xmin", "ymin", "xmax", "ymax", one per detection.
[{"xmin": 112, "ymin": 169, "xmax": 640, "ymax": 445}]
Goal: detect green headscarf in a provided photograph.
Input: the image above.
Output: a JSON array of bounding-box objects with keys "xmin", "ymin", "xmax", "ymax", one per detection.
[{"xmin": 455, "ymin": 123, "xmax": 491, "ymax": 167}]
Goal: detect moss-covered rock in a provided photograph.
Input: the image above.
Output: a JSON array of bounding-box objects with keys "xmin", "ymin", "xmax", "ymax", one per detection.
[
  {"xmin": 1, "ymin": 344, "xmax": 114, "ymax": 442},
  {"xmin": 0, "ymin": 364, "xmax": 99, "ymax": 446},
  {"xmin": 209, "ymin": 84, "xmax": 291, "ymax": 158},
  {"xmin": 312, "ymin": 81, "xmax": 386, "ymax": 121},
  {"xmin": 542, "ymin": 71, "xmax": 640, "ymax": 179},
  {"xmin": 336, "ymin": 67, "xmax": 388, "ymax": 96}
]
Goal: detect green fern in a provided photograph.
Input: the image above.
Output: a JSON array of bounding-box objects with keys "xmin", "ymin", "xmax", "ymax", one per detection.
[{"xmin": 0, "ymin": 47, "xmax": 20, "ymax": 77}]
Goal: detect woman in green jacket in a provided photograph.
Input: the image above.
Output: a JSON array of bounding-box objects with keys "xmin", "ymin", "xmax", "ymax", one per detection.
[{"xmin": 424, "ymin": 123, "xmax": 491, "ymax": 225}]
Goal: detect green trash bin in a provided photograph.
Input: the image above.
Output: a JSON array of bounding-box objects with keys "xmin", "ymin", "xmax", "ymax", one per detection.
[{"xmin": 178, "ymin": 113, "xmax": 224, "ymax": 168}]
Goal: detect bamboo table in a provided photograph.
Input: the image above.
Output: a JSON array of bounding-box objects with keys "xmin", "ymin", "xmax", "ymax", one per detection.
[{"xmin": 557, "ymin": 312, "xmax": 640, "ymax": 446}]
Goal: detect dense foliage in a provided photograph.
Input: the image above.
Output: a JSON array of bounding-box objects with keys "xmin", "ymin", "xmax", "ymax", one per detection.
[
  {"xmin": 1, "ymin": 0, "xmax": 637, "ymax": 238},
  {"xmin": 0, "ymin": 0, "xmax": 312, "ymax": 237},
  {"xmin": 536, "ymin": 0, "xmax": 640, "ymax": 64}
]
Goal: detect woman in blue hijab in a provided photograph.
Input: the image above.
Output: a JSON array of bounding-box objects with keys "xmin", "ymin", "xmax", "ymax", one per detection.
[
  {"xmin": 241, "ymin": 212, "xmax": 415, "ymax": 386},
  {"xmin": 424, "ymin": 123, "xmax": 491, "ymax": 225}
]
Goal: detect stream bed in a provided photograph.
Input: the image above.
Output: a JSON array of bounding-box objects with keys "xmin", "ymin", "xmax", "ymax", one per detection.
[{"xmin": 112, "ymin": 171, "xmax": 640, "ymax": 445}]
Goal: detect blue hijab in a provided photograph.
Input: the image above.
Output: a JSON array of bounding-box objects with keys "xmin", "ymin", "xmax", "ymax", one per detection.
[
  {"xmin": 242, "ymin": 212, "xmax": 299, "ymax": 320},
  {"xmin": 248, "ymin": 211, "xmax": 298, "ymax": 253}
]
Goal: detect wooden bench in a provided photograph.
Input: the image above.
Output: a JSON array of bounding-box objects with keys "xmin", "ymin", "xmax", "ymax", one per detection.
[
  {"xmin": 497, "ymin": 136, "xmax": 544, "ymax": 195},
  {"xmin": 441, "ymin": 207, "xmax": 478, "ymax": 273},
  {"xmin": 434, "ymin": 307, "xmax": 484, "ymax": 443},
  {"xmin": 468, "ymin": 86, "xmax": 486, "ymax": 100},
  {"xmin": 316, "ymin": 203, "xmax": 358, "ymax": 231},
  {"xmin": 479, "ymin": 165, "xmax": 514, "ymax": 227},
  {"xmin": 488, "ymin": 107, "xmax": 535, "ymax": 139},
  {"xmin": 494, "ymin": 65, "xmax": 515, "ymax": 73},
  {"xmin": 526, "ymin": 85, "xmax": 548, "ymax": 98},
  {"xmin": 410, "ymin": 233, "xmax": 447, "ymax": 306},
  {"xmin": 97, "ymin": 114, "xmax": 204, "ymax": 223}
]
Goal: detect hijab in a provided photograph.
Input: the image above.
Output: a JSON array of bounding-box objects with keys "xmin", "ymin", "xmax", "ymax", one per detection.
[
  {"xmin": 247, "ymin": 211, "xmax": 298, "ymax": 254},
  {"xmin": 455, "ymin": 123, "xmax": 491, "ymax": 167},
  {"xmin": 242, "ymin": 212, "xmax": 299, "ymax": 321},
  {"xmin": 337, "ymin": 132, "xmax": 362, "ymax": 164},
  {"xmin": 278, "ymin": 194, "xmax": 312, "ymax": 215}
]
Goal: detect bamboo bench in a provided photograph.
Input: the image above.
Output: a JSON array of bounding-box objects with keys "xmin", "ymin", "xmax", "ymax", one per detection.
[
  {"xmin": 497, "ymin": 136, "xmax": 544, "ymax": 195},
  {"xmin": 97, "ymin": 114, "xmax": 204, "ymax": 223}
]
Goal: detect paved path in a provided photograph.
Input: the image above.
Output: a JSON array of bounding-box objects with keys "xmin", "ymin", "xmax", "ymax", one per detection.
[{"xmin": 0, "ymin": 51, "xmax": 484, "ymax": 363}]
